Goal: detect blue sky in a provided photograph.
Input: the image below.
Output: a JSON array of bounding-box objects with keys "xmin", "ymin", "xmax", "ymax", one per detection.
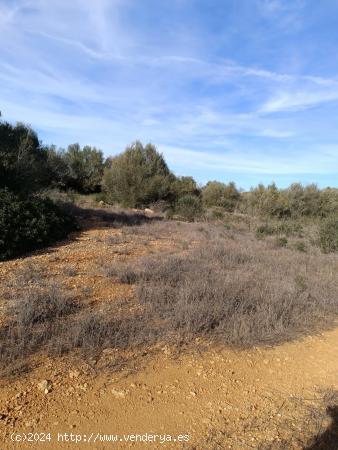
[{"xmin": 1, "ymin": 0, "xmax": 338, "ymax": 189}]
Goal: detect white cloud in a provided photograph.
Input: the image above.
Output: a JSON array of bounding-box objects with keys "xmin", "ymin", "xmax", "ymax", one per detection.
[
  {"xmin": 161, "ymin": 144, "xmax": 338, "ymax": 175},
  {"xmin": 1, "ymin": 0, "xmax": 338, "ymax": 184},
  {"xmin": 260, "ymin": 88, "xmax": 338, "ymax": 113}
]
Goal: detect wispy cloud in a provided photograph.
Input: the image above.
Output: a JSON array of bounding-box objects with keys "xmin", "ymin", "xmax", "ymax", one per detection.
[
  {"xmin": 260, "ymin": 88, "xmax": 338, "ymax": 113},
  {"xmin": 1, "ymin": 0, "xmax": 338, "ymax": 188}
]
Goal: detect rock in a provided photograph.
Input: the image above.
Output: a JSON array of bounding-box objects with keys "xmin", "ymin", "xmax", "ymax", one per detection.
[
  {"xmin": 144, "ymin": 208, "xmax": 154, "ymax": 215},
  {"xmin": 161, "ymin": 345, "xmax": 171, "ymax": 355},
  {"xmin": 37, "ymin": 380, "xmax": 52, "ymax": 394},
  {"xmin": 111, "ymin": 388, "xmax": 126, "ymax": 398},
  {"xmin": 69, "ymin": 370, "xmax": 80, "ymax": 379}
]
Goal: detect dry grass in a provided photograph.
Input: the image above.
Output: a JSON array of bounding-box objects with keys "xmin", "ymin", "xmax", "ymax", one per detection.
[
  {"xmin": 1, "ymin": 213, "xmax": 338, "ymax": 375},
  {"xmin": 134, "ymin": 237, "xmax": 338, "ymax": 346},
  {"xmin": 255, "ymin": 390, "xmax": 338, "ymax": 450},
  {"xmin": 0, "ymin": 282, "xmax": 152, "ymax": 374}
]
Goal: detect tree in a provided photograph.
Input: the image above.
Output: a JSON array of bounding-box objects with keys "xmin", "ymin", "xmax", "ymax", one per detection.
[
  {"xmin": 45, "ymin": 146, "xmax": 69, "ymax": 189},
  {"xmin": 0, "ymin": 120, "xmax": 49, "ymax": 194},
  {"xmin": 172, "ymin": 176, "xmax": 200, "ymax": 199},
  {"xmin": 63, "ymin": 144, "xmax": 104, "ymax": 193},
  {"xmin": 102, "ymin": 141, "xmax": 174, "ymax": 207},
  {"xmin": 202, "ymin": 181, "xmax": 240, "ymax": 212}
]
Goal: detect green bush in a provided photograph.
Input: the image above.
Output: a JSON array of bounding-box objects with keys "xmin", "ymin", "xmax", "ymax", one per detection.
[
  {"xmin": 62, "ymin": 143, "xmax": 104, "ymax": 193},
  {"xmin": 174, "ymin": 194, "xmax": 202, "ymax": 221},
  {"xmin": 319, "ymin": 216, "xmax": 338, "ymax": 253},
  {"xmin": 255, "ymin": 223, "xmax": 276, "ymax": 238},
  {"xmin": 294, "ymin": 241, "xmax": 306, "ymax": 252},
  {"xmin": 102, "ymin": 141, "xmax": 175, "ymax": 207},
  {"xmin": 0, "ymin": 120, "xmax": 49, "ymax": 194},
  {"xmin": 243, "ymin": 182, "xmax": 338, "ymax": 219},
  {"xmin": 274, "ymin": 236, "xmax": 288, "ymax": 248},
  {"xmin": 256, "ymin": 221, "xmax": 303, "ymax": 239},
  {"xmin": 0, "ymin": 190, "xmax": 78, "ymax": 260},
  {"xmin": 171, "ymin": 176, "xmax": 200, "ymax": 199},
  {"xmin": 202, "ymin": 181, "xmax": 240, "ymax": 212}
]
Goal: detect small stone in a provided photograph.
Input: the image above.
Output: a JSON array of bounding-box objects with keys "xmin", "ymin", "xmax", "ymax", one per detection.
[
  {"xmin": 37, "ymin": 380, "xmax": 52, "ymax": 394},
  {"xmin": 162, "ymin": 345, "xmax": 171, "ymax": 355},
  {"xmin": 111, "ymin": 388, "xmax": 126, "ymax": 398},
  {"xmin": 69, "ymin": 370, "xmax": 80, "ymax": 379}
]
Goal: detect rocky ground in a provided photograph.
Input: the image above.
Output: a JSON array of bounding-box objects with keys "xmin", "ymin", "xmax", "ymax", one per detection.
[{"xmin": 0, "ymin": 208, "xmax": 337, "ymax": 449}]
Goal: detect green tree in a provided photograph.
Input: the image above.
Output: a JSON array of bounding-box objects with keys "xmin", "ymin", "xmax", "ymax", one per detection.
[
  {"xmin": 63, "ymin": 144, "xmax": 104, "ymax": 193},
  {"xmin": 202, "ymin": 181, "xmax": 240, "ymax": 212},
  {"xmin": 174, "ymin": 194, "xmax": 202, "ymax": 221},
  {"xmin": 0, "ymin": 120, "xmax": 49, "ymax": 194},
  {"xmin": 102, "ymin": 141, "xmax": 174, "ymax": 207},
  {"xmin": 172, "ymin": 176, "xmax": 200, "ymax": 199},
  {"xmin": 45, "ymin": 146, "xmax": 69, "ymax": 189}
]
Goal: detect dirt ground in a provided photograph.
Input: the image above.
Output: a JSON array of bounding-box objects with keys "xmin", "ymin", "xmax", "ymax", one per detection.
[{"xmin": 1, "ymin": 214, "xmax": 338, "ymax": 450}]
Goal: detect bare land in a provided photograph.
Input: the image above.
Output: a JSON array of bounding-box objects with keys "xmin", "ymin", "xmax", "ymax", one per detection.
[{"xmin": 1, "ymin": 205, "xmax": 338, "ymax": 449}]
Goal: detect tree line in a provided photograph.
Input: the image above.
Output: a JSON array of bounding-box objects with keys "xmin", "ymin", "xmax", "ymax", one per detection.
[
  {"xmin": 1, "ymin": 116, "xmax": 338, "ymax": 258},
  {"xmin": 2, "ymin": 118, "xmax": 338, "ymax": 216}
]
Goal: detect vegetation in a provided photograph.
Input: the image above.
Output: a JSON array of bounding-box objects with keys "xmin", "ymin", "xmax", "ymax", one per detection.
[
  {"xmin": 2, "ymin": 219, "xmax": 338, "ymax": 375},
  {"xmin": 319, "ymin": 216, "xmax": 338, "ymax": 253},
  {"xmin": 0, "ymin": 189, "xmax": 78, "ymax": 260},
  {"xmin": 202, "ymin": 181, "xmax": 240, "ymax": 212},
  {"xmin": 102, "ymin": 141, "xmax": 175, "ymax": 207},
  {"xmin": 243, "ymin": 182, "xmax": 338, "ymax": 220},
  {"xmin": 173, "ymin": 194, "xmax": 202, "ymax": 221},
  {"xmin": 62, "ymin": 143, "xmax": 104, "ymax": 193},
  {"xmin": 2, "ymin": 114, "xmax": 338, "ymax": 261},
  {"xmin": 0, "ymin": 121, "xmax": 50, "ymax": 194}
]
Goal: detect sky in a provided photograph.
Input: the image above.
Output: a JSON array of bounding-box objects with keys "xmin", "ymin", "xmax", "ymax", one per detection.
[{"xmin": 1, "ymin": 0, "xmax": 338, "ymax": 189}]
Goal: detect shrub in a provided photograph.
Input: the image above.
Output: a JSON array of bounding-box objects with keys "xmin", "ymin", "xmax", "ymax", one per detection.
[
  {"xmin": 246, "ymin": 183, "xmax": 291, "ymax": 218},
  {"xmin": 0, "ymin": 282, "xmax": 149, "ymax": 372},
  {"xmin": 102, "ymin": 141, "xmax": 175, "ymax": 207},
  {"xmin": 255, "ymin": 223, "xmax": 276, "ymax": 238},
  {"xmin": 243, "ymin": 182, "xmax": 338, "ymax": 219},
  {"xmin": 0, "ymin": 120, "xmax": 49, "ymax": 194},
  {"xmin": 256, "ymin": 221, "xmax": 303, "ymax": 239},
  {"xmin": 274, "ymin": 237, "xmax": 288, "ymax": 248},
  {"xmin": 8, "ymin": 283, "xmax": 77, "ymax": 328},
  {"xmin": 319, "ymin": 216, "xmax": 338, "ymax": 253},
  {"xmin": 135, "ymin": 240, "xmax": 338, "ymax": 346},
  {"xmin": 202, "ymin": 181, "xmax": 240, "ymax": 212},
  {"xmin": 294, "ymin": 241, "xmax": 306, "ymax": 252},
  {"xmin": 62, "ymin": 143, "xmax": 104, "ymax": 193},
  {"xmin": 174, "ymin": 194, "xmax": 202, "ymax": 221},
  {"xmin": 171, "ymin": 176, "xmax": 200, "ymax": 200},
  {"xmin": 0, "ymin": 190, "xmax": 78, "ymax": 260}
]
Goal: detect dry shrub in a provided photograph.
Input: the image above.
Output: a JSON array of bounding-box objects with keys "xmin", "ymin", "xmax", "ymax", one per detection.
[
  {"xmin": 0, "ymin": 283, "xmax": 152, "ymax": 374},
  {"xmin": 105, "ymin": 233, "xmax": 130, "ymax": 245},
  {"xmin": 97, "ymin": 260, "xmax": 139, "ymax": 283},
  {"xmin": 0, "ymin": 283, "xmax": 78, "ymax": 370},
  {"xmin": 135, "ymin": 238, "xmax": 338, "ymax": 346},
  {"xmin": 2, "ymin": 219, "xmax": 338, "ymax": 376},
  {"xmin": 9, "ymin": 283, "xmax": 77, "ymax": 327}
]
